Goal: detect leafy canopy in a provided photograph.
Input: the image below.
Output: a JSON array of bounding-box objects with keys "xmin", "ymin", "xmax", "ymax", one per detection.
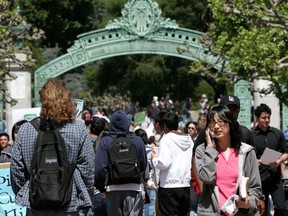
[
  {"xmin": 191, "ymin": 0, "xmax": 288, "ymax": 104},
  {"xmin": 0, "ymin": 0, "xmax": 43, "ymax": 105},
  {"xmin": 20, "ymin": 0, "xmax": 101, "ymax": 52}
]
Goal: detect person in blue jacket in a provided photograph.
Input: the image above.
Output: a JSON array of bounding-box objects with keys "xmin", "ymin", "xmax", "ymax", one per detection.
[{"xmin": 94, "ymin": 110, "xmax": 147, "ymax": 216}]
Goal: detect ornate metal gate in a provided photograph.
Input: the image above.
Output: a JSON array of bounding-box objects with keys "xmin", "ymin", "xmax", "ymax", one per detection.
[
  {"xmin": 34, "ymin": 0, "xmax": 261, "ymax": 129},
  {"xmin": 34, "ymin": 0, "xmax": 224, "ymax": 105}
]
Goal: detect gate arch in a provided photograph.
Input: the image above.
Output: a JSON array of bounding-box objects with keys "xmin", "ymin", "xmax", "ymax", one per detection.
[
  {"xmin": 34, "ymin": 0, "xmax": 288, "ymax": 130},
  {"xmin": 34, "ymin": 0, "xmax": 225, "ymax": 106}
]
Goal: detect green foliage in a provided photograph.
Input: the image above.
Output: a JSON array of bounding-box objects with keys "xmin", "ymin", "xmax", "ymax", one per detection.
[
  {"xmin": 157, "ymin": 0, "xmax": 210, "ymax": 31},
  {"xmin": 0, "ymin": 0, "xmax": 43, "ymax": 105},
  {"xmin": 195, "ymin": 0, "xmax": 288, "ymax": 104},
  {"xmin": 20, "ymin": 0, "xmax": 103, "ymax": 51},
  {"xmin": 82, "ymin": 55, "xmax": 202, "ymax": 106}
]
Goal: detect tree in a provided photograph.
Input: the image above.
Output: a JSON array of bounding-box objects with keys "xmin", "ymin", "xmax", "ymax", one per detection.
[
  {"xmin": 18, "ymin": 0, "xmax": 106, "ymax": 100},
  {"xmin": 158, "ymin": 0, "xmax": 210, "ymax": 31},
  {"xmin": 19, "ymin": 0, "xmax": 103, "ymax": 52},
  {"xmin": 191, "ymin": 0, "xmax": 288, "ymax": 105},
  {"xmin": 0, "ymin": 0, "xmax": 43, "ymax": 105}
]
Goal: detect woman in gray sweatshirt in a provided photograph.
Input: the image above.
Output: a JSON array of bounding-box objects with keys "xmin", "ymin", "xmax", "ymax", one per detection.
[{"xmin": 195, "ymin": 105, "xmax": 262, "ymax": 216}]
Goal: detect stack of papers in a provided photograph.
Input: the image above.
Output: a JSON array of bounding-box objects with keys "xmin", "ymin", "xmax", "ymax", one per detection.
[
  {"xmin": 260, "ymin": 147, "xmax": 282, "ymax": 165},
  {"xmin": 221, "ymin": 195, "xmax": 239, "ymax": 216}
]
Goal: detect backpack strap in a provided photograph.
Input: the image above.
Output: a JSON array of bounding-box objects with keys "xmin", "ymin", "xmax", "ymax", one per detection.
[
  {"xmin": 105, "ymin": 134, "xmax": 118, "ymax": 186},
  {"xmin": 29, "ymin": 117, "xmax": 42, "ymax": 179},
  {"xmin": 30, "ymin": 117, "xmax": 41, "ymax": 132},
  {"xmin": 29, "ymin": 117, "xmax": 54, "ymax": 182}
]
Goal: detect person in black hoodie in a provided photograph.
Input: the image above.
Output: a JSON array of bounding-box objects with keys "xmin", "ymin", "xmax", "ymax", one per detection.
[{"xmin": 94, "ymin": 110, "xmax": 147, "ymax": 216}]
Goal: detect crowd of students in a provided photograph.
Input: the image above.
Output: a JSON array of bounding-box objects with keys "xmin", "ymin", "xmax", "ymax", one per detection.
[
  {"xmin": 4, "ymin": 78, "xmax": 288, "ymax": 216},
  {"xmin": 84, "ymin": 95, "xmax": 288, "ymax": 216}
]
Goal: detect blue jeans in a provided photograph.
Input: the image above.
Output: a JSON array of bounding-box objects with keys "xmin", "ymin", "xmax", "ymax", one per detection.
[
  {"xmin": 144, "ymin": 189, "xmax": 156, "ymax": 216},
  {"xmin": 189, "ymin": 186, "xmax": 198, "ymax": 216},
  {"xmin": 183, "ymin": 110, "xmax": 193, "ymax": 122}
]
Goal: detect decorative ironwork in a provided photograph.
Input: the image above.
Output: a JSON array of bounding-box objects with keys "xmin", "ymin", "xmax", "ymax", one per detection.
[
  {"xmin": 106, "ymin": 0, "xmax": 178, "ymax": 37},
  {"xmin": 282, "ymin": 104, "xmax": 288, "ymax": 130},
  {"xmin": 34, "ymin": 0, "xmax": 224, "ymax": 107}
]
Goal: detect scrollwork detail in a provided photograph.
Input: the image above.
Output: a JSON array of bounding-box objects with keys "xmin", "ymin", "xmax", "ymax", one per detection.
[{"xmin": 106, "ymin": 0, "xmax": 178, "ymax": 38}]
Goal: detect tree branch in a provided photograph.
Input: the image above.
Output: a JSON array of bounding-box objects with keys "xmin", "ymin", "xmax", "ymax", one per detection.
[
  {"xmin": 223, "ymin": 4, "xmax": 288, "ymax": 30},
  {"xmin": 269, "ymin": 0, "xmax": 286, "ymax": 8},
  {"xmin": 278, "ymin": 55, "xmax": 288, "ymax": 68},
  {"xmin": 278, "ymin": 63, "xmax": 288, "ymax": 69},
  {"xmin": 279, "ymin": 55, "xmax": 288, "ymax": 63}
]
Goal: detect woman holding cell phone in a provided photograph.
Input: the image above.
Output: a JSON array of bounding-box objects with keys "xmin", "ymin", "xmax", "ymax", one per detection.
[{"xmin": 195, "ymin": 105, "xmax": 262, "ymax": 216}]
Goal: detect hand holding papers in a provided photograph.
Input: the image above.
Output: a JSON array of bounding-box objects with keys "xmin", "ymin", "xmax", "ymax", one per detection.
[
  {"xmin": 260, "ymin": 147, "xmax": 282, "ymax": 165},
  {"xmin": 221, "ymin": 195, "xmax": 239, "ymax": 216}
]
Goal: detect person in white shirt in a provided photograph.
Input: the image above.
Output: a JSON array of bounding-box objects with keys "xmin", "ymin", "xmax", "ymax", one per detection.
[{"xmin": 152, "ymin": 111, "xmax": 193, "ymax": 216}]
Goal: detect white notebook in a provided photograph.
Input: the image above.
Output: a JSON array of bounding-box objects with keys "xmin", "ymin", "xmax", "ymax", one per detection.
[{"xmin": 239, "ymin": 176, "xmax": 250, "ymax": 198}]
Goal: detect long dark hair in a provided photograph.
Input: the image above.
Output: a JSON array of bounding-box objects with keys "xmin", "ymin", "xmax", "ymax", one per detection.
[{"xmin": 206, "ymin": 105, "xmax": 241, "ymax": 150}]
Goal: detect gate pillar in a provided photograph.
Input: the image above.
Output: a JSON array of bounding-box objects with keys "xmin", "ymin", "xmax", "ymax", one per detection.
[{"xmin": 234, "ymin": 80, "xmax": 252, "ymax": 129}]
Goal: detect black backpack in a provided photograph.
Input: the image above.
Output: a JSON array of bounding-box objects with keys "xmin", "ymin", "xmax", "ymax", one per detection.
[
  {"xmin": 29, "ymin": 118, "xmax": 73, "ymax": 210},
  {"xmin": 107, "ymin": 135, "xmax": 141, "ymax": 185}
]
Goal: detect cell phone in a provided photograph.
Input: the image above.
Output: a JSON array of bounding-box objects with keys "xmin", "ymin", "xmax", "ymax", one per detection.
[{"xmin": 209, "ymin": 130, "xmax": 215, "ymax": 138}]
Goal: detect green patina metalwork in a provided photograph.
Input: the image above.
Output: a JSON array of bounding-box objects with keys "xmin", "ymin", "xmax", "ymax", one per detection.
[
  {"xmin": 283, "ymin": 105, "xmax": 288, "ymax": 131},
  {"xmin": 34, "ymin": 0, "xmax": 269, "ymax": 129},
  {"xmin": 34, "ymin": 0, "xmax": 225, "ymax": 106},
  {"xmin": 234, "ymin": 80, "xmax": 252, "ymax": 129}
]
